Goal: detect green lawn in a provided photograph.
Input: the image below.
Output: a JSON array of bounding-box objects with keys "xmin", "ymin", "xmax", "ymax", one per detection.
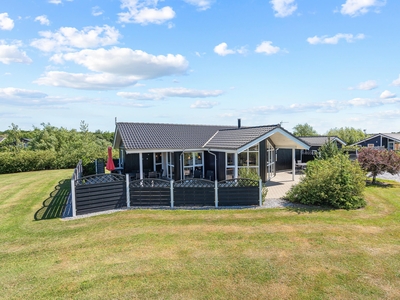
[{"xmin": 1, "ymin": 170, "xmax": 400, "ymax": 299}]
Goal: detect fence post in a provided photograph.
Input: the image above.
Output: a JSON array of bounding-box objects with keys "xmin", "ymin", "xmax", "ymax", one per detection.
[
  {"xmin": 71, "ymin": 178, "xmax": 76, "ymax": 217},
  {"xmin": 170, "ymin": 180, "xmax": 174, "ymax": 208},
  {"xmin": 215, "ymin": 180, "xmax": 218, "ymax": 208},
  {"xmin": 259, "ymin": 179, "xmax": 263, "ymax": 207},
  {"xmin": 126, "ymin": 174, "xmax": 130, "ymax": 208}
]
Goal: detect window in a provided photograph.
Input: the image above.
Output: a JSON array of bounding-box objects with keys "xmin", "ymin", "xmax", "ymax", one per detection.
[
  {"xmin": 238, "ymin": 145, "xmax": 259, "ymax": 175},
  {"xmin": 167, "ymin": 152, "xmax": 174, "ymax": 178},
  {"xmin": 154, "ymin": 152, "xmax": 162, "ymax": 171},
  {"xmin": 183, "ymin": 152, "xmax": 203, "ymax": 178},
  {"xmin": 226, "ymin": 153, "xmax": 235, "ymax": 179}
]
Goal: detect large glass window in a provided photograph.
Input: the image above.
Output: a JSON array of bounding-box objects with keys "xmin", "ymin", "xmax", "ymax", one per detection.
[
  {"xmin": 226, "ymin": 153, "xmax": 235, "ymax": 179},
  {"xmin": 167, "ymin": 152, "xmax": 174, "ymax": 178},
  {"xmin": 183, "ymin": 151, "xmax": 203, "ymax": 178},
  {"xmin": 238, "ymin": 145, "xmax": 259, "ymax": 176},
  {"xmin": 266, "ymin": 139, "xmax": 275, "ymax": 180}
]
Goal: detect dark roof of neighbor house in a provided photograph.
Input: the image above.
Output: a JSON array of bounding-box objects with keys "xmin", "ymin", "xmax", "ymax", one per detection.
[
  {"xmin": 115, "ymin": 122, "xmax": 235, "ymax": 150},
  {"xmin": 203, "ymin": 125, "xmax": 277, "ymax": 150},
  {"xmin": 352, "ymin": 133, "xmax": 400, "ymax": 145},
  {"xmin": 299, "ymin": 136, "xmax": 346, "ymax": 147}
]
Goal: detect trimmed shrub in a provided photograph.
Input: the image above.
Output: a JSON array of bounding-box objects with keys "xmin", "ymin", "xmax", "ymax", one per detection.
[{"xmin": 285, "ymin": 153, "xmax": 366, "ymax": 209}]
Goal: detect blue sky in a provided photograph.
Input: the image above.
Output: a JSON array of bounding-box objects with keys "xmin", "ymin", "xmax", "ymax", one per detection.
[{"xmin": 1, "ymin": 0, "xmax": 399, "ymax": 134}]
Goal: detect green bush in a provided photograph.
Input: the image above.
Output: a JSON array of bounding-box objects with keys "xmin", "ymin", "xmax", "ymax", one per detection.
[
  {"xmin": 285, "ymin": 153, "xmax": 366, "ymax": 209},
  {"xmin": 0, "ymin": 150, "xmax": 57, "ymax": 174},
  {"xmin": 238, "ymin": 168, "xmax": 268, "ymax": 202}
]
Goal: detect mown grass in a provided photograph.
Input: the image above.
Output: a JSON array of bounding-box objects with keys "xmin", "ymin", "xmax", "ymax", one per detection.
[{"xmin": 0, "ymin": 170, "xmax": 399, "ymax": 299}]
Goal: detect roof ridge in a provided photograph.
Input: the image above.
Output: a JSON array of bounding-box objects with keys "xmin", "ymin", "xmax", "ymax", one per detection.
[
  {"xmin": 218, "ymin": 124, "xmax": 278, "ymax": 132},
  {"xmin": 117, "ymin": 122, "xmax": 235, "ymax": 128}
]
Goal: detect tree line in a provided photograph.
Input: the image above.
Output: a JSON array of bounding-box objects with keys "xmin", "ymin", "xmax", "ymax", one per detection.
[
  {"xmin": 292, "ymin": 123, "xmax": 367, "ymax": 145},
  {"xmin": 0, "ymin": 121, "xmax": 114, "ymax": 174}
]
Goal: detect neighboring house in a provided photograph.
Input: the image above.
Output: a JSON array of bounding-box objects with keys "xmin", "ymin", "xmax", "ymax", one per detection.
[
  {"xmin": 113, "ymin": 122, "xmax": 309, "ymax": 182},
  {"xmin": 0, "ymin": 136, "xmax": 5, "ymax": 143},
  {"xmin": 276, "ymin": 136, "xmax": 346, "ymax": 170},
  {"xmin": 352, "ymin": 133, "xmax": 400, "ymax": 150}
]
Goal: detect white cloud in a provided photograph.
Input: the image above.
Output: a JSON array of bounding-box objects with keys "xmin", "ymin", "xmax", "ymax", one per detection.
[
  {"xmin": 391, "ymin": 75, "xmax": 400, "ymax": 86},
  {"xmin": 117, "ymin": 87, "xmax": 223, "ymax": 101},
  {"xmin": 54, "ymin": 47, "xmax": 189, "ymax": 79},
  {"xmin": 34, "ymin": 71, "xmax": 138, "ymax": 90},
  {"xmin": 149, "ymin": 87, "xmax": 223, "ymax": 98},
  {"xmin": 270, "ymin": 0, "xmax": 297, "ymax": 17},
  {"xmin": 307, "ymin": 33, "xmax": 365, "ymax": 45},
  {"xmin": 117, "ymin": 92, "xmax": 163, "ymax": 100},
  {"xmin": 0, "ymin": 87, "xmax": 47, "ymax": 99},
  {"xmin": 35, "ymin": 15, "xmax": 50, "ymax": 26},
  {"xmin": 0, "ymin": 41, "xmax": 32, "ymax": 64},
  {"xmin": 48, "ymin": 0, "xmax": 73, "ymax": 4},
  {"xmin": 92, "ymin": 6, "xmax": 103, "ymax": 16},
  {"xmin": 380, "ymin": 90, "xmax": 396, "ymax": 99},
  {"xmin": 183, "ymin": 0, "xmax": 214, "ymax": 11},
  {"xmin": 214, "ymin": 43, "xmax": 247, "ymax": 56},
  {"xmin": 255, "ymin": 41, "xmax": 281, "ymax": 55},
  {"xmin": 214, "ymin": 43, "xmax": 235, "ymax": 56},
  {"xmin": 348, "ymin": 80, "xmax": 378, "ymax": 90},
  {"xmin": 118, "ymin": 0, "xmax": 175, "ymax": 25},
  {"xmin": 0, "ymin": 13, "xmax": 14, "ymax": 30},
  {"xmin": 190, "ymin": 100, "xmax": 219, "ymax": 109},
  {"xmin": 30, "ymin": 25, "xmax": 121, "ymax": 52},
  {"xmin": 248, "ymin": 96, "xmax": 400, "ymax": 115},
  {"xmin": 340, "ymin": 0, "xmax": 386, "ymax": 17}
]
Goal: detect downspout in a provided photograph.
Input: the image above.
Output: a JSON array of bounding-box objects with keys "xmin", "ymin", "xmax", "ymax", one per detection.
[
  {"xmin": 180, "ymin": 150, "xmax": 185, "ymax": 180},
  {"xmin": 207, "ymin": 149, "xmax": 217, "ymax": 181},
  {"xmin": 207, "ymin": 149, "xmax": 218, "ymax": 208}
]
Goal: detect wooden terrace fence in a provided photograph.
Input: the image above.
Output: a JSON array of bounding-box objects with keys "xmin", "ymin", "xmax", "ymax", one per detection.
[{"xmin": 68, "ymin": 170, "xmax": 263, "ymax": 217}]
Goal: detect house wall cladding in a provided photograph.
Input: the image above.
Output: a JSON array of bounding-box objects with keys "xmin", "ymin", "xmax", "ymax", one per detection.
[{"xmin": 75, "ymin": 174, "xmax": 126, "ymax": 215}]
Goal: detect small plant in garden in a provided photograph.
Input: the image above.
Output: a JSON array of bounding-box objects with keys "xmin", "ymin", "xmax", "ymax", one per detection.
[
  {"xmin": 316, "ymin": 138, "xmax": 339, "ymax": 160},
  {"xmin": 238, "ymin": 168, "xmax": 268, "ymax": 202},
  {"xmin": 357, "ymin": 147, "xmax": 400, "ymax": 184},
  {"xmin": 285, "ymin": 153, "xmax": 366, "ymax": 209}
]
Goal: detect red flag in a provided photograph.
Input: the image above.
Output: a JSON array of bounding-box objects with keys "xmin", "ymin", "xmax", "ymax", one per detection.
[{"xmin": 106, "ymin": 146, "xmax": 115, "ymax": 171}]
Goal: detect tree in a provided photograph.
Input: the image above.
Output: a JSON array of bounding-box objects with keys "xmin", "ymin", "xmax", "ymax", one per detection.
[
  {"xmin": 316, "ymin": 138, "xmax": 339, "ymax": 160},
  {"xmin": 357, "ymin": 148, "xmax": 400, "ymax": 183},
  {"xmin": 325, "ymin": 127, "xmax": 366, "ymax": 145},
  {"xmin": 292, "ymin": 123, "xmax": 318, "ymax": 137}
]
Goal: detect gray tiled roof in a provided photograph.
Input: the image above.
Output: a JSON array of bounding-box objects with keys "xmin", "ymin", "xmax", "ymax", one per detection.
[
  {"xmin": 203, "ymin": 126, "xmax": 278, "ymax": 150},
  {"xmin": 299, "ymin": 136, "xmax": 344, "ymax": 147},
  {"xmin": 116, "ymin": 122, "xmax": 235, "ymax": 150}
]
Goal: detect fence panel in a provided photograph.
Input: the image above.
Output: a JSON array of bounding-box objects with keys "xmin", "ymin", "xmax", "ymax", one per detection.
[
  {"xmin": 75, "ymin": 174, "xmax": 126, "ymax": 215},
  {"xmin": 218, "ymin": 178, "xmax": 259, "ymax": 206},
  {"xmin": 174, "ymin": 179, "xmax": 215, "ymax": 206},
  {"xmin": 129, "ymin": 179, "xmax": 171, "ymax": 206}
]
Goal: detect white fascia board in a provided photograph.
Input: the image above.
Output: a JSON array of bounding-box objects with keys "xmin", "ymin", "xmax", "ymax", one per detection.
[
  {"xmin": 204, "ymin": 148, "xmax": 238, "ymax": 153},
  {"xmin": 237, "ymin": 128, "xmax": 309, "ymax": 153},
  {"xmin": 112, "ymin": 128, "xmax": 121, "ymax": 149},
  {"xmin": 125, "ymin": 148, "xmax": 204, "ymax": 154},
  {"xmin": 332, "ymin": 137, "xmax": 347, "ymax": 146}
]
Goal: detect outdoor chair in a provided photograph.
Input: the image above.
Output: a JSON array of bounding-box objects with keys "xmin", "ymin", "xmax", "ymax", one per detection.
[
  {"xmin": 148, "ymin": 171, "xmax": 157, "ymax": 178},
  {"xmin": 194, "ymin": 170, "xmax": 202, "ymax": 178},
  {"xmin": 206, "ymin": 170, "xmax": 214, "ymax": 181}
]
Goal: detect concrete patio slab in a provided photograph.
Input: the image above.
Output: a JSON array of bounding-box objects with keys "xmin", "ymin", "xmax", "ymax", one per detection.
[{"xmin": 264, "ymin": 171, "xmax": 303, "ymax": 199}]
